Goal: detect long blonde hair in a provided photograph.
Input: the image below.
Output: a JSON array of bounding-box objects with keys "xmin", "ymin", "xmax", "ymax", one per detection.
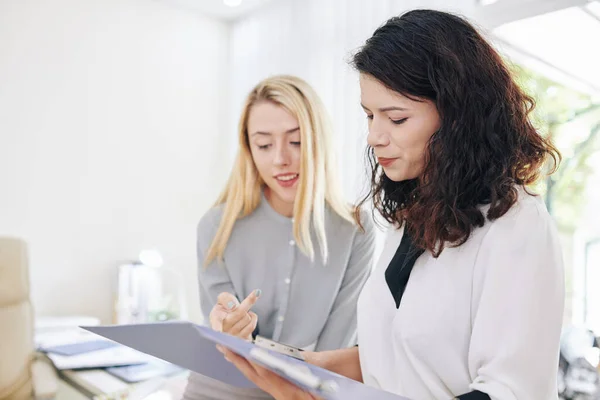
[{"xmin": 204, "ymin": 75, "xmax": 354, "ymax": 266}]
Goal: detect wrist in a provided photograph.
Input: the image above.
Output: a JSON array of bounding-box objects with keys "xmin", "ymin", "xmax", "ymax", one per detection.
[{"xmin": 302, "ymin": 351, "xmax": 329, "ymax": 370}]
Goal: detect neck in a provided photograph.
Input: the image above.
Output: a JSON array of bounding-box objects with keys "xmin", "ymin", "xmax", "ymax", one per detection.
[{"xmin": 264, "ymin": 187, "xmax": 294, "ymax": 217}]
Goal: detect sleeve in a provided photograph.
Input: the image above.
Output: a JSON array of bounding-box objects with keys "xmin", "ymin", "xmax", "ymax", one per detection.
[
  {"xmin": 196, "ymin": 208, "xmax": 238, "ymax": 323},
  {"xmin": 315, "ymin": 210, "xmax": 377, "ymax": 351},
  {"xmin": 465, "ymin": 200, "xmax": 565, "ymax": 399}
]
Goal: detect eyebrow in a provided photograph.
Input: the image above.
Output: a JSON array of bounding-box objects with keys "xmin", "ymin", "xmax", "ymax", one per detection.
[
  {"xmin": 250, "ymin": 127, "xmax": 300, "ymax": 136},
  {"xmin": 361, "ymin": 104, "xmax": 408, "ymax": 112}
]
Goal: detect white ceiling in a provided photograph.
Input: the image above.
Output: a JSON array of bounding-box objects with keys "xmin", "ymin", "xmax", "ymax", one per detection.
[
  {"xmin": 474, "ymin": 0, "xmax": 589, "ymax": 28},
  {"xmin": 165, "ymin": 0, "xmax": 276, "ymax": 21},
  {"xmin": 161, "ymin": 0, "xmax": 599, "ymax": 96},
  {"xmin": 493, "ymin": 0, "xmax": 600, "ymax": 96}
]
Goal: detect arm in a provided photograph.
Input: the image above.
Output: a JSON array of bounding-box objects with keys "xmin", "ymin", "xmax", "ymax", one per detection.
[
  {"xmin": 184, "ymin": 211, "xmax": 245, "ymax": 400},
  {"xmin": 195, "ymin": 209, "xmax": 238, "ymax": 322},
  {"xmin": 463, "ymin": 201, "xmax": 564, "ymax": 399},
  {"xmin": 315, "ymin": 211, "xmax": 376, "ymax": 351},
  {"xmin": 197, "ymin": 210, "xmax": 260, "ymax": 339},
  {"xmin": 305, "ymin": 347, "xmax": 363, "ymax": 382}
]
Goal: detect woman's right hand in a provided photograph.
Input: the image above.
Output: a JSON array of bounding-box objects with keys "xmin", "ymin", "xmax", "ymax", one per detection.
[
  {"xmin": 209, "ymin": 290, "xmax": 261, "ymax": 340},
  {"xmin": 220, "ymin": 347, "xmax": 320, "ymax": 400}
]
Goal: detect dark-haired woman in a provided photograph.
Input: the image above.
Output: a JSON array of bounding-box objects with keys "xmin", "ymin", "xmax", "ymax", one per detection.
[{"xmin": 221, "ymin": 9, "xmax": 565, "ymax": 400}]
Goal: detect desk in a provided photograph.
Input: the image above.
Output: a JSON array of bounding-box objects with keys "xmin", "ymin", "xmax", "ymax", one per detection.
[
  {"xmin": 56, "ymin": 379, "xmax": 87, "ymax": 400},
  {"xmin": 56, "ymin": 371, "xmax": 189, "ymax": 400}
]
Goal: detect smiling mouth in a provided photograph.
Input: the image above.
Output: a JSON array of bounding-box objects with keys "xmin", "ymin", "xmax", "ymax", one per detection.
[{"xmin": 275, "ymin": 174, "xmax": 299, "ymax": 181}]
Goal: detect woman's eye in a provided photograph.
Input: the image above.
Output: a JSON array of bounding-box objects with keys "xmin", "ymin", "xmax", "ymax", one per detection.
[
  {"xmin": 290, "ymin": 142, "xmax": 301, "ymax": 146},
  {"xmin": 366, "ymin": 115, "xmax": 374, "ymax": 120},
  {"xmin": 391, "ymin": 118, "xmax": 408, "ymax": 125},
  {"xmin": 257, "ymin": 144, "xmax": 271, "ymax": 150}
]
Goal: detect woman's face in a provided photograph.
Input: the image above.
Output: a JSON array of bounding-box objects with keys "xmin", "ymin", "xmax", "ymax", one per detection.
[
  {"xmin": 360, "ymin": 73, "xmax": 441, "ymax": 182},
  {"xmin": 247, "ymin": 101, "xmax": 302, "ymax": 216}
]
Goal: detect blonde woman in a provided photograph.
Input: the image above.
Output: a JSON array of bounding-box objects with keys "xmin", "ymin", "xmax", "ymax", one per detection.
[{"xmin": 183, "ymin": 75, "xmax": 376, "ymax": 399}]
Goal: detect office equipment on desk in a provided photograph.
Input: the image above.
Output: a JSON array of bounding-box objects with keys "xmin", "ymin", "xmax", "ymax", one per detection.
[
  {"xmin": 59, "ymin": 369, "xmax": 129, "ymax": 399},
  {"xmin": 35, "ymin": 327, "xmax": 99, "ymax": 350},
  {"xmin": 47, "ymin": 344, "xmax": 153, "ymax": 370},
  {"xmin": 83, "ymin": 322, "xmax": 410, "ymax": 400},
  {"xmin": 106, "ymin": 361, "xmax": 184, "ymax": 383},
  {"xmin": 40, "ymin": 340, "xmax": 119, "ymax": 356},
  {"xmin": 114, "ymin": 250, "xmax": 187, "ymax": 325},
  {"xmin": 34, "ymin": 318, "xmax": 112, "ymax": 362},
  {"xmin": 36, "ymin": 322, "xmax": 153, "ymax": 372},
  {"xmin": 59, "ymin": 369, "xmax": 170, "ymax": 400}
]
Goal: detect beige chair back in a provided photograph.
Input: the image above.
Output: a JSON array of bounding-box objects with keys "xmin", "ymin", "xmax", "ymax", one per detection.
[{"xmin": 0, "ymin": 237, "xmax": 34, "ymax": 400}]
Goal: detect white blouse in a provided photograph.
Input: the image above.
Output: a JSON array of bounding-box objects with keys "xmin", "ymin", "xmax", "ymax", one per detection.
[{"xmin": 357, "ymin": 189, "xmax": 565, "ymax": 399}]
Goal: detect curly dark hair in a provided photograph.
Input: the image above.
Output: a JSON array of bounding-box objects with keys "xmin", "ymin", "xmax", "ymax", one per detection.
[{"xmin": 352, "ymin": 9, "xmax": 560, "ymax": 257}]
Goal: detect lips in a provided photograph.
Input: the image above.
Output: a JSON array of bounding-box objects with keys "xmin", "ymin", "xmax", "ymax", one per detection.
[
  {"xmin": 274, "ymin": 173, "xmax": 299, "ymax": 188},
  {"xmin": 377, "ymin": 157, "xmax": 398, "ymax": 167}
]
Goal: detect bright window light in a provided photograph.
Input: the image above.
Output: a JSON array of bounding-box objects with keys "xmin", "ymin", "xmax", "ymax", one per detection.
[
  {"xmin": 586, "ymin": 1, "xmax": 600, "ymax": 18},
  {"xmin": 493, "ymin": 6, "xmax": 600, "ymax": 95}
]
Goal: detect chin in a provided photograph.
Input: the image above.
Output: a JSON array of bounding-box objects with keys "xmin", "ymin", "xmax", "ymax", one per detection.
[
  {"xmin": 383, "ymin": 171, "xmax": 406, "ymax": 183},
  {"xmin": 270, "ymin": 186, "xmax": 297, "ymax": 203},
  {"xmin": 280, "ymin": 191, "xmax": 297, "ymax": 204},
  {"xmin": 383, "ymin": 169, "xmax": 415, "ymax": 183}
]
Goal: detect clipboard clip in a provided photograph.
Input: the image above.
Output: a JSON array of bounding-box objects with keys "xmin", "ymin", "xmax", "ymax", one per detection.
[
  {"xmin": 253, "ymin": 335, "xmax": 305, "ymax": 360},
  {"xmin": 249, "ymin": 348, "xmax": 339, "ymax": 396}
]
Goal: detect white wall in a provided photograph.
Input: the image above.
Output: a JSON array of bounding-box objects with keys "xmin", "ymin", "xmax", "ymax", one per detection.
[{"xmin": 0, "ymin": 0, "xmax": 230, "ymax": 323}]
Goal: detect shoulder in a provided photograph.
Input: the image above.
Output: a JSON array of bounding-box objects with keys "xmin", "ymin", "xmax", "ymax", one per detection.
[
  {"xmin": 357, "ymin": 207, "xmax": 377, "ymax": 234},
  {"xmin": 197, "ymin": 204, "xmax": 225, "ymax": 242},
  {"xmin": 473, "ymin": 187, "xmax": 563, "ymax": 274},
  {"xmin": 356, "ymin": 208, "xmax": 378, "ymax": 249},
  {"xmin": 326, "ymin": 205, "xmax": 377, "ymax": 238},
  {"xmin": 484, "ymin": 187, "xmax": 555, "ymax": 239},
  {"xmin": 471, "ymin": 187, "xmax": 565, "ymax": 305}
]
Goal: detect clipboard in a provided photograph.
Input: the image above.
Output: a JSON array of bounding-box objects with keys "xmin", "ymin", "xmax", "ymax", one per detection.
[{"xmin": 82, "ymin": 322, "xmax": 408, "ymax": 399}]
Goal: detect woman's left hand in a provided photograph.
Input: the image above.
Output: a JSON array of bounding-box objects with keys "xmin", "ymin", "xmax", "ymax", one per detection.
[{"xmin": 219, "ymin": 347, "xmax": 321, "ymax": 400}]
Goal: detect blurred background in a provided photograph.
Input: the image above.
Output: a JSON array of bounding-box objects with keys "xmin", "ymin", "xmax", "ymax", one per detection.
[{"xmin": 0, "ymin": 0, "xmax": 599, "ymax": 397}]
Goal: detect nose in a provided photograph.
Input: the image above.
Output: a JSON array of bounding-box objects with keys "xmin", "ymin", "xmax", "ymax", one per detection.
[
  {"xmin": 273, "ymin": 140, "xmax": 291, "ymax": 167},
  {"xmin": 366, "ymin": 116, "xmax": 390, "ymax": 148}
]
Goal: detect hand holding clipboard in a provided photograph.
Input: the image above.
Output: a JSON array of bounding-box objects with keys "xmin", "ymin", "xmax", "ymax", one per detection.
[{"xmin": 83, "ymin": 322, "xmax": 409, "ymax": 400}]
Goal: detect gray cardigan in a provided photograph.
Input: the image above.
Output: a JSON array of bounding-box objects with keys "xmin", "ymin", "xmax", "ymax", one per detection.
[{"xmin": 184, "ymin": 194, "xmax": 376, "ymax": 399}]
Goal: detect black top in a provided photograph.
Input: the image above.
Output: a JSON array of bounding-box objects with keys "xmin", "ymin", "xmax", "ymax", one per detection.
[
  {"xmin": 384, "ymin": 227, "xmax": 491, "ymax": 400},
  {"xmin": 384, "ymin": 226, "xmax": 424, "ymax": 308}
]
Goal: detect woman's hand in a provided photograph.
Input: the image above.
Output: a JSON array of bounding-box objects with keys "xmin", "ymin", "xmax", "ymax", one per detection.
[
  {"xmin": 209, "ymin": 290, "xmax": 261, "ymax": 340},
  {"xmin": 220, "ymin": 347, "xmax": 321, "ymax": 400}
]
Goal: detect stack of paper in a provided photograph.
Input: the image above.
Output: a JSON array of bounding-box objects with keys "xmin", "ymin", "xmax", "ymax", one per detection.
[
  {"xmin": 47, "ymin": 345, "xmax": 153, "ymax": 370},
  {"xmin": 35, "ymin": 319, "xmax": 155, "ymax": 370}
]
